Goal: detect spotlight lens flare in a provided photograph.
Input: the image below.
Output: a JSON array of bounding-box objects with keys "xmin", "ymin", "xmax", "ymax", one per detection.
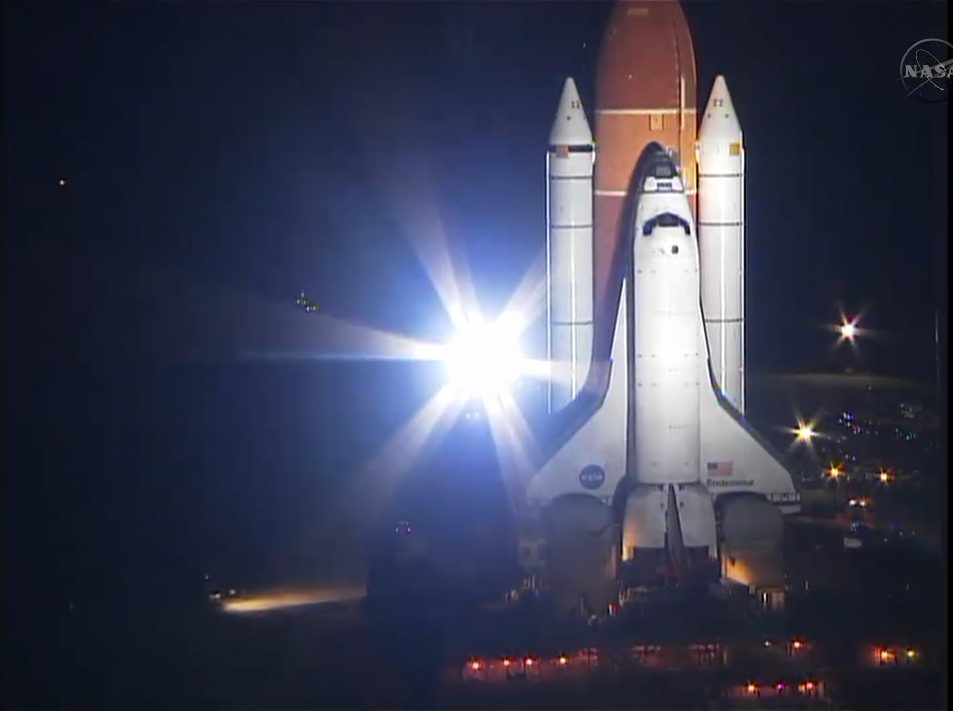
[
  {"xmin": 794, "ymin": 423, "xmax": 815, "ymax": 442},
  {"xmin": 840, "ymin": 320, "xmax": 858, "ymax": 340},
  {"xmin": 443, "ymin": 313, "xmax": 524, "ymax": 401}
]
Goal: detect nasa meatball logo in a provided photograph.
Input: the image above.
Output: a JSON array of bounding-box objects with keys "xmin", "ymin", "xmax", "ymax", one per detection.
[
  {"xmin": 900, "ymin": 39, "xmax": 952, "ymax": 103},
  {"xmin": 579, "ymin": 465, "xmax": 606, "ymax": 491}
]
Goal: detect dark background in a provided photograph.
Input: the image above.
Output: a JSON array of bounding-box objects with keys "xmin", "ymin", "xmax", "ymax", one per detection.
[{"xmin": 1, "ymin": 0, "xmax": 946, "ymax": 679}]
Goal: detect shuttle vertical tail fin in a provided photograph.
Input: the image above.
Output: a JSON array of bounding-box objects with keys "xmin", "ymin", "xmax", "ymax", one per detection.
[{"xmin": 665, "ymin": 484, "xmax": 687, "ymax": 581}]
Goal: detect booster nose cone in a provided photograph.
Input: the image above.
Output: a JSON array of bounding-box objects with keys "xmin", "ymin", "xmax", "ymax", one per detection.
[
  {"xmin": 549, "ymin": 77, "xmax": 593, "ymax": 147},
  {"xmin": 699, "ymin": 75, "xmax": 742, "ymax": 142}
]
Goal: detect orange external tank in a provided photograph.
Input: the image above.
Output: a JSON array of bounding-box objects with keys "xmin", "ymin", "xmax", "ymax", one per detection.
[{"xmin": 593, "ymin": 0, "xmax": 697, "ymax": 311}]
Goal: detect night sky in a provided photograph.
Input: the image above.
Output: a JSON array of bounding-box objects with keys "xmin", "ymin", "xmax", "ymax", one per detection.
[{"xmin": 1, "ymin": 0, "xmax": 946, "ymax": 653}]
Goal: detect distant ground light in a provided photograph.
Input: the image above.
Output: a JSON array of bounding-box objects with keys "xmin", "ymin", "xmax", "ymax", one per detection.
[{"xmin": 218, "ymin": 585, "xmax": 365, "ymax": 615}]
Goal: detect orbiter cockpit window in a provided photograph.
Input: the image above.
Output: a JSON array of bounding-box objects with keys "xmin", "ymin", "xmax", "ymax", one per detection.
[
  {"xmin": 643, "ymin": 212, "xmax": 691, "ymax": 236},
  {"xmin": 652, "ymin": 162, "xmax": 674, "ymax": 178}
]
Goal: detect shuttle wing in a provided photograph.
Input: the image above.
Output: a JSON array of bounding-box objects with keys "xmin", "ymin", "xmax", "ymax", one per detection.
[
  {"xmin": 526, "ymin": 145, "xmax": 669, "ymax": 507},
  {"xmin": 526, "ymin": 293, "xmax": 628, "ymax": 507},
  {"xmin": 698, "ymin": 348, "xmax": 800, "ymax": 513}
]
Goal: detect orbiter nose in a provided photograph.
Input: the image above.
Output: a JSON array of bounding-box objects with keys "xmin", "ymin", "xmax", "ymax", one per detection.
[
  {"xmin": 698, "ymin": 75, "xmax": 742, "ymax": 143},
  {"xmin": 549, "ymin": 77, "xmax": 593, "ymax": 147}
]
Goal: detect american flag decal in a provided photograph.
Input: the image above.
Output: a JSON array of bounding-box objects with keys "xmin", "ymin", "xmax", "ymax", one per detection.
[{"xmin": 707, "ymin": 461, "xmax": 734, "ymax": 477}]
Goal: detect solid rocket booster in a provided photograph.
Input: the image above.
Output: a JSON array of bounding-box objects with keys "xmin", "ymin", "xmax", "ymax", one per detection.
[
  {"xmin": 547, "ymin": 78, "xmax": 595, "ymax": 411},
  {"xmin": 593, "ymin": 0, "xmax": 697, "ymax": 312},
  {"xmin": 698, "ymin": 76, "xmax": 746, "ymax": 413}
]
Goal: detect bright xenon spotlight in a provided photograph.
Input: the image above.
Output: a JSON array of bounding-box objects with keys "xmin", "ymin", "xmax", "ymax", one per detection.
[
  {"xmin": 444, "ymin": 313, "xmax": 523, "ymax": 401},
  {"xmin": 840, "ymin": 320, "xmax": 858, "ymax": 340},
  {"xmin": 794, "ymin": 420, "xmax": 816, "ymax": 442}
]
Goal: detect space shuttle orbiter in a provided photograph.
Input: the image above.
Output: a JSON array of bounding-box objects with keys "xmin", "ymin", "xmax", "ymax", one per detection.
[{"xmin": 532, "ymin": 73, "xmax": 798, "ymax": 587}]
